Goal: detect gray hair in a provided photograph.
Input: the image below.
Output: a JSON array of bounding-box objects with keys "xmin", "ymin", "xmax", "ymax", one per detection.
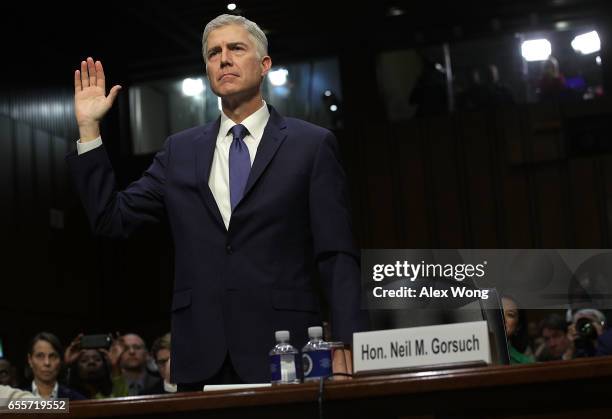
[{"xmin": 202, "ymin": 14, "xmax": 268, "ymax": 62}]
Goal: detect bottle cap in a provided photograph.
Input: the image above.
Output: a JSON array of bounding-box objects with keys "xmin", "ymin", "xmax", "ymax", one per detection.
[
  {"xmin": 275, "ymin": 330, "xmax": 290, "ymax": 342},
  {"xmin": 308, "ymin": 326, "xmax": 323, "ymax": 338}
]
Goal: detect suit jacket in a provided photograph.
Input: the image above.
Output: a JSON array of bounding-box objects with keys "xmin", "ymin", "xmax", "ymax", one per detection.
[{"xmin": 66, "ymin": 105, "xmax": 367, "ymax": 383}]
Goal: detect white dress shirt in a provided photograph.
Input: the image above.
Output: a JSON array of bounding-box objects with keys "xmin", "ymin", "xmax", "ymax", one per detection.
[
  {"xmin": 76, "ymin": 100, "xmax": 270, "ymax": 230},
  {"xmin": 31, "ymin": 380, "xmax": 59, "ymax": 400}
]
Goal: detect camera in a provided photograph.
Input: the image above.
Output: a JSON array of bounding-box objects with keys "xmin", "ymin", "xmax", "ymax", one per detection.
[
  {"xmin": 576, "ymin": 317, "xmax": 599, "ymax": 341},
  {"xmin": 573, "ymin": 317, "xmax": 601, "ymax": 357},
  {"xmin": 80, "ymin": 334, "xmax": 112, "ymax": 350}
]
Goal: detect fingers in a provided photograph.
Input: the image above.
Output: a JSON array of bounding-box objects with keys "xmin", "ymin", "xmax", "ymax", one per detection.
[
  {"xmin": 80, "ymin": 60, "xmax": 89, "ymax": 88},
  {"xmin": 107, "ymin": 85, "xmax": 122, "ymax": 106},
  {"xmin": 87, "ymin": 57, "xmax": 96, "ymax": 87},
  {"xmin": 77, "ymin": 57, "xmax": 103, "ymax": 90},
  {"xmin": 74, "ymin": 70, "xmax": 82, "ymax": 93},
  {"xmin": 96, "ymin": 60, "xmax": 106, "ymax": 89}
]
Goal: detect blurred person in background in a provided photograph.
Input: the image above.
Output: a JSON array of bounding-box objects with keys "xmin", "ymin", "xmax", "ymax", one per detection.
[
  {"xmin": 0, "ymin": 358, "xmax": 16, "ymax": 387},
  {"xmin": 119, "ymin": 334, "xmax": 161, "ymax": 396},
  {"xmin": 538, "ymin": 56, "xmax": 568, "ymax": 102},
  {"xmin": 563, "ymin": 308, "xmax": 607, "ymax": 359},
  {"xmin": 535, "ymin": 314, "xmax": 570, "ymax": 361},
  {"xmin": 143, "ymin": 333, "xmax": 176, "ymax": 394},
  {"xmin": 65, "ymin": 334, "xmax": 129, "ymax": 399},
  {"xmin": 502, "ymin": 295, "xmax": 535, "ymax": 364},
  {"xmin": 22, "ymin": 332, "xmax": 85, "ymax": 400}
]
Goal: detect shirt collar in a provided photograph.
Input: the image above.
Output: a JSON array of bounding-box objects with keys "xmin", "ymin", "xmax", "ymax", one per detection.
[
  {"xmin": 163, "ymin": 380, "xmax": 178, "ymax": 393},
  {"xmin": 219, "ymin": 100, "xmax": 270, "ymax": 142},
  {"xmin": 31, "ymin": 380, "xmax": 59, "ymax": 399}
]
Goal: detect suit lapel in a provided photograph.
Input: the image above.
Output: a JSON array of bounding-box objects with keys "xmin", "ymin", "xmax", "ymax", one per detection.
[
  {"xmin": 242, "ymin": 106, "xmax": 287, "ymax": 200},
  {"xmin": 194, "ymin": 118, "xmax": 225, "ymax": 229}
]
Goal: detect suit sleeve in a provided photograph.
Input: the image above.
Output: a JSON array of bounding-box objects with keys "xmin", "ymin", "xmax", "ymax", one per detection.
[
  {"xmin": 309, "ymin": 131, "xmax": 369, "ymax": 344},
  {"xmin": 66, "ymin": 138, "xmax": 170, "ymax": 239}
]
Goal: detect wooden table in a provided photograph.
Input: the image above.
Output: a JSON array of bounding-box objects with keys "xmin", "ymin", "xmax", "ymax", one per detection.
[{"xmin": 27, "ymin": 356, "xmax": 612, "ymax": 418}]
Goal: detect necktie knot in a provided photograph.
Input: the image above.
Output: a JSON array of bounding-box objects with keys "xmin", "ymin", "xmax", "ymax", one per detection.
[{"xmin": 230, "ymin": 124, "xmax": 248, "ymax": 142}]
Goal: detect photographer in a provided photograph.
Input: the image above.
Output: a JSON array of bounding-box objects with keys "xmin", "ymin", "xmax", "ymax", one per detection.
[
  {"xmin": 563, "ymin": 309, "xmax": 607, "ymax": 359},
  {"xmin": 64, "ymin": 334, "xmax": 129, "ymax": 399}
]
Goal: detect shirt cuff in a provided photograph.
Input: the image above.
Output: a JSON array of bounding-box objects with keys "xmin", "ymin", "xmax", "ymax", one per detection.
[{"xmin": 76, "ymin": 136, "xmax": 103, "ymax": 155}]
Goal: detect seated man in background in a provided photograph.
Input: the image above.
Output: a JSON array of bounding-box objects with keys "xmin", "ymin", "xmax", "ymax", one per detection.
[
  {"xmin": 143, "ymin": 333, "xmax": 176, "ymax": 394},
  {"xmin": 120, "ymin": 334, "xmax": 161, "ymax": 396},
  {"xmin": 535, "ymin": 314, "xmax": 571, "ymax": 361}
]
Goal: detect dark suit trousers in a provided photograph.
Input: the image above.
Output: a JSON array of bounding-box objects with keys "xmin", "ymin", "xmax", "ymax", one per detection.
[{"xmin": 177, "ymin": 353, "xmax": 245, "ymax": 391}]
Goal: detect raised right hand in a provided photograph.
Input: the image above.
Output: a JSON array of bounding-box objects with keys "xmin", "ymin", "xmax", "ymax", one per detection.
[
  {"xmin": 64, "ymin": 333, "xmax": 84, "ymax": 365},
  {"xmin": 74, "ymin": 57, "xmax": 122, "ymax": 140}
]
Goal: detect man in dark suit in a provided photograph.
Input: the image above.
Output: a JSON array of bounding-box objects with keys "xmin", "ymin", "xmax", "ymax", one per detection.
[{"xmin": 67, "ymin": 14, "xmax": 366, "ymax": 388}]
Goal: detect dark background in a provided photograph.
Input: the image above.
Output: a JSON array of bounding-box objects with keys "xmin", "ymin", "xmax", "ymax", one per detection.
[{"xmin": 1, "ymin": 0, "xmax": 611, "ymax": 379}]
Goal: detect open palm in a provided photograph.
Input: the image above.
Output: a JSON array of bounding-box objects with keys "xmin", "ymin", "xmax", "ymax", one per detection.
[{"xmin": 74, "ymin": 57, "xmax": 121, "ymax": 127}]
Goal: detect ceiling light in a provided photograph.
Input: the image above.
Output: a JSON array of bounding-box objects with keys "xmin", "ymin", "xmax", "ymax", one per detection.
[
  {"xmin": 268, "ymin": 68, "xmax": 288, "ymax": 86},
  {"xmin": 571, "ymin": 31, "xmax": 601, "ymax": 55},
  {"xmin": 521, "ymin": 39, "xmax": 551, "ymax": 61},
  {"xmin": 182, "ymin": 78, "xmax": 204, "ymax": 96}
]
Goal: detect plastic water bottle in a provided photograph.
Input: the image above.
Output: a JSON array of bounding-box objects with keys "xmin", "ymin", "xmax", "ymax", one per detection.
[
  {"xmin": 302, "ymin": 326, "xmax": 332, "ymax": 382},
  {"xmin": 269, "ymin": 330, "xmax": 301, "ymax": 384}
]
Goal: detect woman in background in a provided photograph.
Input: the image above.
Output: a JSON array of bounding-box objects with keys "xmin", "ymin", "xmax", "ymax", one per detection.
[
  {"xmin": 65, "ymin": 334, "xmax": 129, "ymax": 399},
  {"xmin": 23, "ymin": 332, "xmax": 85, "ymax": 400},
  {"xmin": 502, "ymin": 296, "xmax": 535, "ymax": 364}
]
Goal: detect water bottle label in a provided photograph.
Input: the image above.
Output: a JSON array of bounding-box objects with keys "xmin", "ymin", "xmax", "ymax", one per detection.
[
  {"xmin": 303, "ymin": 350, "xmax": 332, "ymax": 379},
  {"xmin": 270, "ymin": 354, "xmax": 282, "ymax": 382},
  {"xmin": 270, "ymin": 354, "xmax": 300, "ymax": 382}
]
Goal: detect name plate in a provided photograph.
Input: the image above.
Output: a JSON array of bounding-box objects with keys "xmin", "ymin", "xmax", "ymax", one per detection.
[{"xmin": 353, "ymin": 321, "xmax": 491, "ymax": 374}]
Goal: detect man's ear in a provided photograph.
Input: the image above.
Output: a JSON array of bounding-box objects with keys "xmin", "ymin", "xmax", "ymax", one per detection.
[{"xmin": 261, "ymin": 56, "xmax": 272, "ymax": 77}]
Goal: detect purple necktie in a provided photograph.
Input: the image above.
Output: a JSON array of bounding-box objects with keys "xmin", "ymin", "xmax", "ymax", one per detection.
[{"xmin": 229, "ymin": 124, "xmax": 251, "ymax": 210}]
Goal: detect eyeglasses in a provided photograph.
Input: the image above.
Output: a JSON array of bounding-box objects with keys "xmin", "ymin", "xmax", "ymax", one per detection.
[{"xmin": 124, "ymin": 344, "xmax": 145, "ymax": 351}]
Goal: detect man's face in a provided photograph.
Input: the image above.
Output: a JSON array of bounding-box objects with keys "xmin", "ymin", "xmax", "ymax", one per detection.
[
  {"xmin": 205, "ymin": 24, "xmax": 271, "ymax": 100},
  {"xmin": 542, "ymin": 327, "xmax": 570, "ymax": 358},
  {"xmin": 155, "ymin": 348, "xmax": 171, "ymax": 382},
  {"xmin": 28, "ymin": 340, "xmax": 61, "ymax": 384},
  {"xmin": 120, "ymin": 334, "xmax": 147, "ymax": 371}
]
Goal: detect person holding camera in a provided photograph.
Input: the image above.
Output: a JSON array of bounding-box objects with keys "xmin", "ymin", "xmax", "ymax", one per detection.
[
  {"xmin": 562, "ymin": 308, "xmax": 607, "ymax": 359},
  {"xmin": 64, "ymin": 334, "xmax": 129, "ymax": 398}
]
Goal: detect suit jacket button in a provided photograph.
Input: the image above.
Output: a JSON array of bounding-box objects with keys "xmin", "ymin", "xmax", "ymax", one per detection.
[{"xmin": 226, "ymin": 245, "xmax": 233, "ymax": 254}]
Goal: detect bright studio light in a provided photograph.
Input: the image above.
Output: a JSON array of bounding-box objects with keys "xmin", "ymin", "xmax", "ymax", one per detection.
[
  {"xmin": 571, "ymin": 31, "xmax": 601, "ymax": 55},
  {"xmin": 521, "ymin": 39, "xmax": 552, "ymax": 62},
  {"xmin": 329, "ymin": 104, "xmax": 338, "ymax": 112},
  {"xmin": 268, "ymin": 68, "xmax": 288, "ymax": 86},
  {"xmin": 182, "ymin": 78, "xmax": 204, "ymax": 96},
  {"xmin": 227, "ymin": 3, "xmax": 237, "ymax": 11}
]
